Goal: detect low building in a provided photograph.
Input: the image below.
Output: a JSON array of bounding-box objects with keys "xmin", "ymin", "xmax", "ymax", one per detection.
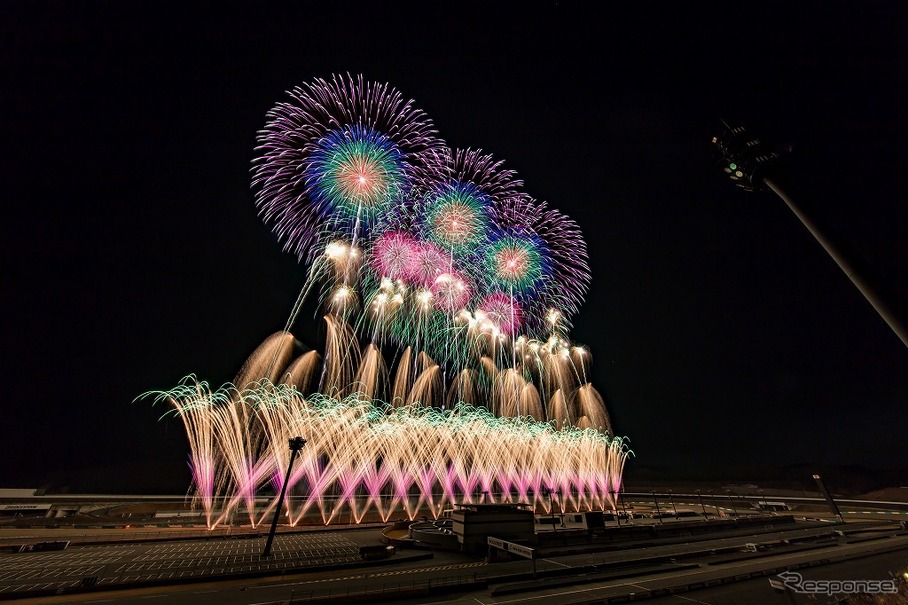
[{"xmin": 450, "ymin": 502, "xmax": 534, "ymax": 553}]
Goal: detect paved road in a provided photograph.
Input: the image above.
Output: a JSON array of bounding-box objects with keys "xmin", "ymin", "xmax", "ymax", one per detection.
[
  {"xmin": 642, "ymin": 547, "xmax": 908, "ymax": 604},
  {"xmin": 0, "ymin": 532, "xmax": 370, "ymax": 596},
  {"xmin": 5, "ymin": 519, "xmax": 904, "ymax": 604},
  {"xmin": 427, "ymin": 535, "xmax": 908, "ymax": 605},
  {"xmin": 0, "ymin": 519, "xmax": 843, "ymax": 598},
  {"xmin": 10, "ymin": 552, "xmax": 479, "ymax": 604}
]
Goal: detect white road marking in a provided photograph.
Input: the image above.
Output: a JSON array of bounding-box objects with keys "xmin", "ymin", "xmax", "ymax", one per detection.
[
  {"xmin": 673, "ymin": 595, "xmax": 712, "ymax": 604},
  {"xmin": 247, "ymin": 561, "xmax": 485, "ymax": 589},
  {"xmin": 251, "ymin": 574, "xmax": 366, "ymax": 588},
  {"xmin": 541, "ymin": 558, "xmax": 571, "ymax": 568}
]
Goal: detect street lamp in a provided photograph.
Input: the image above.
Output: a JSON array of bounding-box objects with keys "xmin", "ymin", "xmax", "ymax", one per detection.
[
  {"xmin": 813, "ymin": 474, "xmax": 844, "ymax": 523},
  {"xmin": 556, "ymin": 488, "xmax": 565, "ymax": 527},
  {"xmin": 262, "ymin": 436, "xmax": 306, "ymax": 558},
  {"xmin": 609, "ymin": 489, "xmax": 621, "ymax": 527},
  {"xmin": 544, "ymin": 487, "xmax": 557, "ymax": 533},
  {"xmin": 725, "ymin": 489, "xmax": 738, "ymax": 519},
  {"xmin": 618, "ymin": 486, "xmax": 631, "ymax": 525}
]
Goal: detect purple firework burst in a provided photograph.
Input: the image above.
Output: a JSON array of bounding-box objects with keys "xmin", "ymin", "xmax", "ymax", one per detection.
[
  {"xmin": 490, "ymin": 196, "xmax": 591, "ymax": 330},
  {"xmin": 532, "ymin": 205, "xmax": 591, "ymax": 319},
  {"xmin": 414, "ymin": 148, "xmax": 524, "ymax": 252},
  {"xmin": 418, "ymin": 148, "xmax": 524, "ymax": 202},
  {"xmin": 252, "ymin": 74, "xmax": 443, "ymax": 262}
]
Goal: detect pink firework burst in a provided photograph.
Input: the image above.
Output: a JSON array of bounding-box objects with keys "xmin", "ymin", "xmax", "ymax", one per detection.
[
  {"xmin": 408, "ymin": 241, "xmax": 450, "ymax": 287},
  {"xmin": 371, "ymin": 231, "xmax": 419, "ymax": 280},
  {"xmin": 477, "ymin": 291, "xmax": 522, "ymax": 335},
  {"xmin": 431, "ymin": 272, "xmax": 471, "ymax": 312}
]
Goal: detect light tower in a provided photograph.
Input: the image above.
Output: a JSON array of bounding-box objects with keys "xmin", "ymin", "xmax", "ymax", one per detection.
[
  {"xmin": 812, "ymin": 473, "xmax": 844, "ymax": 524},
  {"xmin": 262, "ymin": 436, "xmax": 307, "ymax": 558},
  {"xmin": 712, "ymin": 121, "xmax": 908, "ymax": 348}
]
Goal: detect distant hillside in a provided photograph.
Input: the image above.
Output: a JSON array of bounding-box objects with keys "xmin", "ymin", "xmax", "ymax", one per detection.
[
  {"xmin": 858, "ymin": 487, "xmax": 908, "ymax": 502},
  {"xmin": 624, "ymin": 463, "xmax": 908, "ymax": 497}
]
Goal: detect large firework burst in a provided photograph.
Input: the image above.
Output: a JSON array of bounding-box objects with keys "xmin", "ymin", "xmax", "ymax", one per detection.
[
  {"xmin": 483, "ymin": 233, "xmax": 547, "ymax": 294},
  {"xmin": 252, "ymin": 74, "xmax": 442, "ymax": 262},
  {"xmin": 413, "ymin": 148, "xmax": 522, "ymax": 255},
  {"xmin": 490, "ymin": 195, "xmax": 592, "ymax": 330},
  {"xmin": 305, "ymin": 125, "xmax": 405, "ymax": 225},
  {"xmin": 419, "ymin": 182, "xmax": 490, "ymax": 253}
]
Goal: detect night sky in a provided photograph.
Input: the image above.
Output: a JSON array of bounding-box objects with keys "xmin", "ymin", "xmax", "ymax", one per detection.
[{"xmin": 3, "ymin": 3, "xmax": 906, "ymax": 493}]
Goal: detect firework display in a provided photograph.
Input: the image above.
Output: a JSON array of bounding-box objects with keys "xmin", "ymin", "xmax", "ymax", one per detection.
[
  {"xmin": 152, "ymin": 378, "xmax": 629, "ymax": 528},
  {"xmin": 156, "ymin": 75, "xmax": 629, "ymax": 527}
]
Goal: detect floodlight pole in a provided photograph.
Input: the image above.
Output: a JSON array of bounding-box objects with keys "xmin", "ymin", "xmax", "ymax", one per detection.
[
  {"xmin": 556, "ymin": 488, "xmax": 565, "ymax": 527},
  {"xmin": 726, "ymin": 489, "xmax": 738, "ymax": 518},
  {"xmin": 546, "ymin": 488, "xmax": 558, "ymax": 533},
  {"xmin": 712, "ymin": 121, "xmax": 908, "ymax": 349},
  {"xmin": 652, "ymin": 491, "xmax": 663, "ymax": 524},
  {"xmin": 618, "ymin": 486, "xmax": 631, "ymax": 524},
  {"xmin": 609, "ymin": 489, "xmax": 621, "ymax": 527},
  {"xmin": 812, "ymin": 474, "xmax": 844, "ymax": 523},
  {"xmin": 764, "ymin": 171, "xmax": 908, "ymax": 348},
  {"xmin": 262, "ymin": 436, "xmax": 306, "ymax": 558},
  {"xmin": 710, "ymin": 490, "xmax": 721, "ymax": 517}
]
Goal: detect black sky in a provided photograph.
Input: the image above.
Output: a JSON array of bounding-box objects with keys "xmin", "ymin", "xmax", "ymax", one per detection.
[{"xmin": 2, "ymin": 2, "xmax": 906, "ymax": 492}]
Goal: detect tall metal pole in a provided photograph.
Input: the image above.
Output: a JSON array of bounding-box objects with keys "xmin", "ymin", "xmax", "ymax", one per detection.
[
  {"xmin": 763, "ymin": 172, "xmax": 908, "ymax": 348},
  {"xmin": 712, "ymin": 122, "xmax": 908, "ymax": 349},
  {"xmin": 619, "ymin": 486, "xmax": 630, "ymax": 524},
  {"xmin": 812, "ymin": 474, "xmax": 844, "ymax": 523},
  {"xmin": 262, "ymin": 436, "xmax": 306, "ymax": 558},
  {"xmin": 556, "ymin": 488, "xmax": 565, "ymax": 527},
  {"xmin": 545, "ymin": 488, "xmax": 557, "ymax": 533},
  {"xmin": 696, "ymin": 489, "xmax": 707, "ymax": 517},
  {"xmin": 610, "ymin": 489, "xmax": 621, "ymax": 527},
  {"xmin": 652, "ymin": 491, "xmax": 663, "ymax": 524},
  {"xmin": 726, "ymin": 489, "xmax": 738, "ymax": 518}
]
